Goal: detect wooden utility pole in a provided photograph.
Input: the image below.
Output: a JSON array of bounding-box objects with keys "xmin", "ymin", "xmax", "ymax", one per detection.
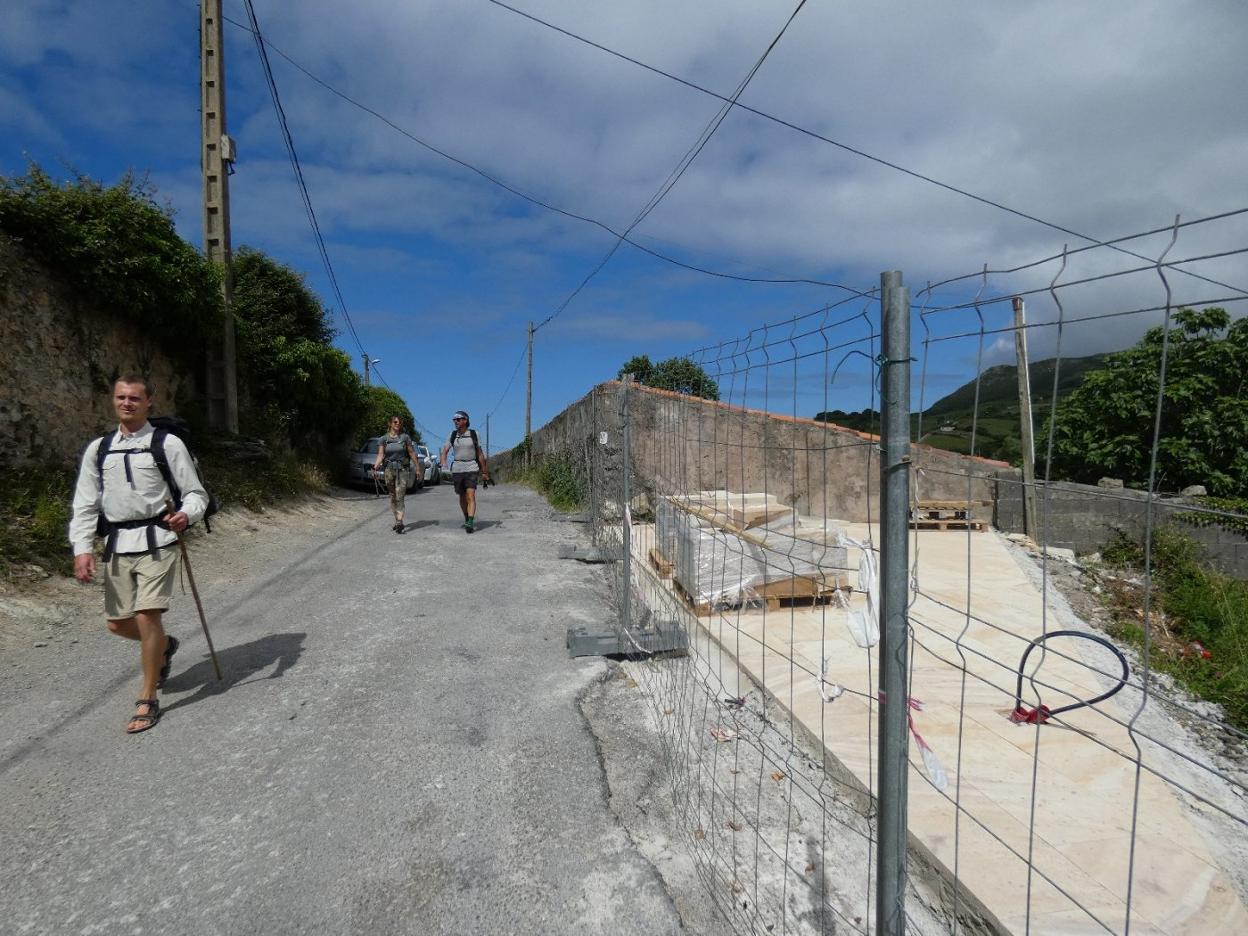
[
  {"xmin": 485, "ymin": 413, "xmax": 491, "ymax": 460},
  {"xmin": 1013, "ymin": 297, "xmax": 1038, "ymax": 536},
  {"xmin": 201, "ymin": 0, "xmax": 238, "ymax": 433},
  {"xmin": 525, "ymin": 321, "xmax": 534, "ymax": 469}
]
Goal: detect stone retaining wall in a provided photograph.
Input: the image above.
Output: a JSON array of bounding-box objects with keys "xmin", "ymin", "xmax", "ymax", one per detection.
[
  {"xmin": 0, "ymin": 236, "xmax": 188, "ymax": 470},
  {"xmin": 493, "ymin": 381, "xmax": 1004, "ymax": 524}
]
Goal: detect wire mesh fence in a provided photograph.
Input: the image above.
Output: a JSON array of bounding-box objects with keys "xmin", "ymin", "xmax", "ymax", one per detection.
[{"xmin": 564, "ymin": 209, "xmax": 1248, "ymax": 935}]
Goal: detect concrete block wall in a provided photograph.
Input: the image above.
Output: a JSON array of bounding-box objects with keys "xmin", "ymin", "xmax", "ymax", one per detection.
[{"xmin": 995, "ymin": 475, "xmax": 1248, "ymax": 578}]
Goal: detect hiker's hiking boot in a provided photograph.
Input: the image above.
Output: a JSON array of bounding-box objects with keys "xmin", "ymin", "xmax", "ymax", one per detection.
[
  {"xmin": 464, "ymin": 517, "xmax": 475, "ymax": 534},
  {"xmin": 393, "ymin": 521, "xmax": 402, "ymax": 534}
]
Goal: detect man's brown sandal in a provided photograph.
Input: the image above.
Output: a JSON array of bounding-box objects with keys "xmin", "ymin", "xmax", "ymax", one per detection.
[{"xmin": 126, "ymin": 698, "xmax": 161, "ymax": 734}]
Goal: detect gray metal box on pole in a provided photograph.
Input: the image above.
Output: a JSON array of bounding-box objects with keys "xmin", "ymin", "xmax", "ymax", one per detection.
[{"xmin": 877, "ymin": 270, "xmax": 912, "ymax": 936}]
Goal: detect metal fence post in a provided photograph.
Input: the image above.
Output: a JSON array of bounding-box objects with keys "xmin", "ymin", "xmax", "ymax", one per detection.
[
  {"xmin": 620, "ymin": 376, "xmax": 633, "ymax": 650},
  {"xmin": 877, "ymin": 270, "xmax": 912, "ymax": 935}
]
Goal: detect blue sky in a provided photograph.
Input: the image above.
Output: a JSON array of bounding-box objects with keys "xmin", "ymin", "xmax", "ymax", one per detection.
[{"xmin": 3, "ymin": 1, "xmax": 1246, "ymax": 449}]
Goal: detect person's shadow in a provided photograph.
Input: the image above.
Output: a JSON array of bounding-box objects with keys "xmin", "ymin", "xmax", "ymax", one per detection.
[{"xmin": 161, "ymin": 632, "xmax": 306, "ymax": 714}]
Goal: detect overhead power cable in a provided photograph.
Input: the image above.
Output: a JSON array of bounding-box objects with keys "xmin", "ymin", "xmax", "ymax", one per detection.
[
  {"xmin": 239, "ymin": 0, "xmax": 371, "ymax": 360},
  {"xmin": 532, "ymin": 0, "xmax": 812, "ymax": 334},
  {"xmin": 487, "ymin": 342, "xmax": 530, "ymax": 418},
  {"xmin": 218, "ymin": 11, "xmax": 862, "ymax": 296},
  {"xmin": 483, "ymin": 0, "xmax": 1248, "ymax": 298}
]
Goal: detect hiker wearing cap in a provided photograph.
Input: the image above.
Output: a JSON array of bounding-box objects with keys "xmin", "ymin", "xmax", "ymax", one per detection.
[
  {"xmin": 372, "ymin": 415, "xmax": 419, "ymax": 534},
  {"xmin": 69, "ymin": 375, "xmax": 209, "ymax": 734},
  {"xmin": 440, "ymin": 411, "xmax": 489, "ymax": 533}
]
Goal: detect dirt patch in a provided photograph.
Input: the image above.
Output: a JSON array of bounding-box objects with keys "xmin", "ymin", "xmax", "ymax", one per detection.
[{"xmin": 0, "ymin": 489, "xmax": 383, "ymax": 654}]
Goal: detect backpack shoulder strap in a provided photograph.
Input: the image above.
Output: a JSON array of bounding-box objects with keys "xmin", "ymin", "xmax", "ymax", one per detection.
[
  {"xmin": 150, "ymin": 428, "xmax": 182, "ymax": 507},
  {"xmin": 94, "ymin": 431, "xmax": 116, "ymax": 481}
]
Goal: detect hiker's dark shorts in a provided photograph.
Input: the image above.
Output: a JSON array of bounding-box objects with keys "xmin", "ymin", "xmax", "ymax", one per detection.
[{"xmin": 452, "ymin": 471, "xmax": 479, "ymax": 495}]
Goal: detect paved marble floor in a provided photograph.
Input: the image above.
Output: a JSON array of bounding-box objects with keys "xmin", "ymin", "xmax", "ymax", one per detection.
[{"xmin": 633, "ymin": 520, "xmax": 1247, "ymax": 935}]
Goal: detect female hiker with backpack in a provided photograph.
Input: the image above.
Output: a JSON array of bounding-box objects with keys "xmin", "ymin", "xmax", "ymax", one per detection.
[{"xmin": 373, "ymin": 416, "xmax": 419, "ymax": 534}]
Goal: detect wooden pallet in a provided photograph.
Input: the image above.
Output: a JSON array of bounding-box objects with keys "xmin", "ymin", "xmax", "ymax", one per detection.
[
  {"xmin": 909, "ymin": 518, "xmax": 986, "ymax": 532},
  {"xmin": 912, "ymin": 507, "xmax": 971, "ymax": 521},
  {"xmin": 648, "ymin": 547, "xmax": 673, "ymax": 579},
  {"xmin": 668, "ymin": 571, "xmax": 850, "ymax": 617}
]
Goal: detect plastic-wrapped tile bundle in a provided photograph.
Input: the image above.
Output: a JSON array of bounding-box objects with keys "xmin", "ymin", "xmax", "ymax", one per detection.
[{"xmin": 659, "ymin": 493, "xmax": 851, "ymax": 608}]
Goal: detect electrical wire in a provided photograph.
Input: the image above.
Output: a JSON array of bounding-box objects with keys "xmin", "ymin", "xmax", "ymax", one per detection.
[
  {"xmin": 218, "ymin": 11, "xmax": 864, "ymax": 296},
  {"xmin": 483, "ymin": 0, "xmax": 1248, "ymax": 299},
  {"xmin": 532, "ymin": 0, "xmax": 812, "ymax": 334},
  {"xmin": 487, "ymin": 341, "xmax": 529, "ymax": 418},
  {"xmin": 239, "ymin": 0, "xmax": 371, "ymax": 361}
]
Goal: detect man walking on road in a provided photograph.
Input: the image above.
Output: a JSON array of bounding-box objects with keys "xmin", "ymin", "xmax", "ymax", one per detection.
[
  {"xmin": 69, "ymin": 376, "xmax": 209, "ymax": 733},
  {"xmin": 440, "ymin": 410, "xmax": 489, "ymax": 533}
]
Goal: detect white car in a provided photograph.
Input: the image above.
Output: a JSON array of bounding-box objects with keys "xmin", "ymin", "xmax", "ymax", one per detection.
[{"xmin": 415, "ymin": 444, "xmax": 440, "ymax": 485}]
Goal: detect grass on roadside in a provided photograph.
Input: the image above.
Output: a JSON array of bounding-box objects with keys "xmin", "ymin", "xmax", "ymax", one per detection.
[
  {"xmin": 1098, "ymin": 527, "xmax": 1248, "ymax": 729},
  {"xmin": 1, "ymin": 438, "xmax": 331, "ymax": 582},
  {"xmin": 0, "ymin": 467, "xmax": 76, "ymax": 577},
  {"xmin": 511, "ymin": 453, "xmax": 585, "ymax": 512}
]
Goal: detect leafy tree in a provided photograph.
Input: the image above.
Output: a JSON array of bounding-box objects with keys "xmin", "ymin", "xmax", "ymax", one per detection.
[
  {"xmin": 617, "ymin": 354, "xmax": 654, "ymax": 383},
  {"xmin": 0, "ymin": 164, "xmax": 222, "ymax": 354},
  {"xmin": 617, "ymin": 354, "xmax": 719, "ymax": 400},
  {"xmin": 1048, "ymin": 308, "xmax": 1248, "ymax": 495},
  {"xmin": 232, "ymin": 247, "xmax": 333, "ymax": 346},
  {"xmin": 651, "ymin": 357, "xmax": 719, "ymax": 400},
  {"xmin": 231, "ymin": 249, "xmax": 368, "ymax": 448},
  {"xmin": 355, "ymin": 385, "xmax": 417, "ymax": 446}
]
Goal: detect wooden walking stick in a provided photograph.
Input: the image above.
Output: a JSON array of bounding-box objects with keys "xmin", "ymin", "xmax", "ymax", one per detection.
[{"xmin": 166, "ymin": 500, "xmax": 222, "ymax": 681}]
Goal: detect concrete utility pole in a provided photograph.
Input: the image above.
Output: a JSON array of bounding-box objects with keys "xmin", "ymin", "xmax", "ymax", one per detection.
[
  {"xmin": 362, "ymin": 355, "xmax": 374, "ymax": 386},
  {"xmin": 200, "ymin": 0, "xmax": 238, "ymax": 433},
  {"xmin": 1013, "ymin": 297, "xmax": 1038, "ymax": 536},
  {"xmin": 485, "ymin": 413, "xmax": 490, "ymax": 460},
  {"xmin": 525, "ymin": 321, "xmax": 534, "ymax": 469}
]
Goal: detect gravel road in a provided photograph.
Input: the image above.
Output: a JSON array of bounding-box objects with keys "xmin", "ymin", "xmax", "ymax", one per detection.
[{"xmin": 0, "ymin": 483, "xmax": 713, "ymax": 935}]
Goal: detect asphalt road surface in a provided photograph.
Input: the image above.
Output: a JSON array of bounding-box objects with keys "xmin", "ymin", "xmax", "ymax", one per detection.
[{"xmin": 0, "ymin": 483, "xmax": 693, "ymax": 935}]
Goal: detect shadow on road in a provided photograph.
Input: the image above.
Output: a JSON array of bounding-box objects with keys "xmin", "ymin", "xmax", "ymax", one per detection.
[
  {"xmin": 408, "ymin": 519, "xmax": 439, "ymax": 530},
  {"xmin": 161, "ymin": 632, "xmax": 306, "ymax": 713}
]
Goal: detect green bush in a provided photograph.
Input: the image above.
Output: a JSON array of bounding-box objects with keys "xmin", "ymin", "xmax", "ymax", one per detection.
[
  {"xmin": 519, "ymin": 453, "xmax": 584, "ymax": 512},
  {"xmin": 0, "ymin": 165, "xmax": 222, "ymax": 357},
  {"xmin": 231, "ymin": 248, "xmax": 369, "ymax": 449},
  {"xmin": 353, "ymin": 385, "xmax": 417, "ymax": 448},
  {"xmin": 1101, "ymin": 527, "xmax": 1248, "ymax": 728},
  {"xmin": 0, "ymin": 468, "xmax": 75, "ymax": 577}
]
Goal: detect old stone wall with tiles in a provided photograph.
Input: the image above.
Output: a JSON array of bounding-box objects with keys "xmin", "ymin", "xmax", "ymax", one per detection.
[{"xmin": 0, "ymin": 235, "xmax": 190, "ymax": 471}]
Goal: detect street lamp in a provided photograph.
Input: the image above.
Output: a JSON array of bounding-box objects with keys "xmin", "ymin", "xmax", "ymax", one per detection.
[{"xmin": 363, "ymin": 356, "xmax": 381, "ymax": 386}]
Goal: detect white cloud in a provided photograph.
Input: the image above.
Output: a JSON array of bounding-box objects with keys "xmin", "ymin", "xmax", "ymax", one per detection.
[{"xmin": 5, "ymin": 0, "xmax": 1246, "ymax": 437}]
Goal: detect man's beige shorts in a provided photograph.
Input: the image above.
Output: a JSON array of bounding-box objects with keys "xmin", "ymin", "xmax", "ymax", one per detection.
[{"xmin": 104, "ymin": 547, "xmax": 180, "ymax": 620}]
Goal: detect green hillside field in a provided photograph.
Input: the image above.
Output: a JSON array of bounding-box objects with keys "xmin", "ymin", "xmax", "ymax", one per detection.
[{"xmin": 814, "ymin": 354, "xmax": 1107, "ymax": 465}]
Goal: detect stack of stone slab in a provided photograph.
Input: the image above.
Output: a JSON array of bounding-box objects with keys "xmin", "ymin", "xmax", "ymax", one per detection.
[{"xmin": 656, "ymin": 491, "xmax": 852, "ymax": 610}]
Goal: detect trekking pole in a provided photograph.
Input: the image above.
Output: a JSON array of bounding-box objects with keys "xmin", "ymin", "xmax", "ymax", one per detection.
[{"xmin": 166, "ymin": 500, "xmax": 223, "ymax": 681}]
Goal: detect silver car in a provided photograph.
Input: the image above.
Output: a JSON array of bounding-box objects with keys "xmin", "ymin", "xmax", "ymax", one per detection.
[
  {"xmin": 415, "ymin": 444, "xmax": 440, "ymax": 485},
  {"xmin": 346, "ymin": 437, "xmax": 421, "ymax": 493}
]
